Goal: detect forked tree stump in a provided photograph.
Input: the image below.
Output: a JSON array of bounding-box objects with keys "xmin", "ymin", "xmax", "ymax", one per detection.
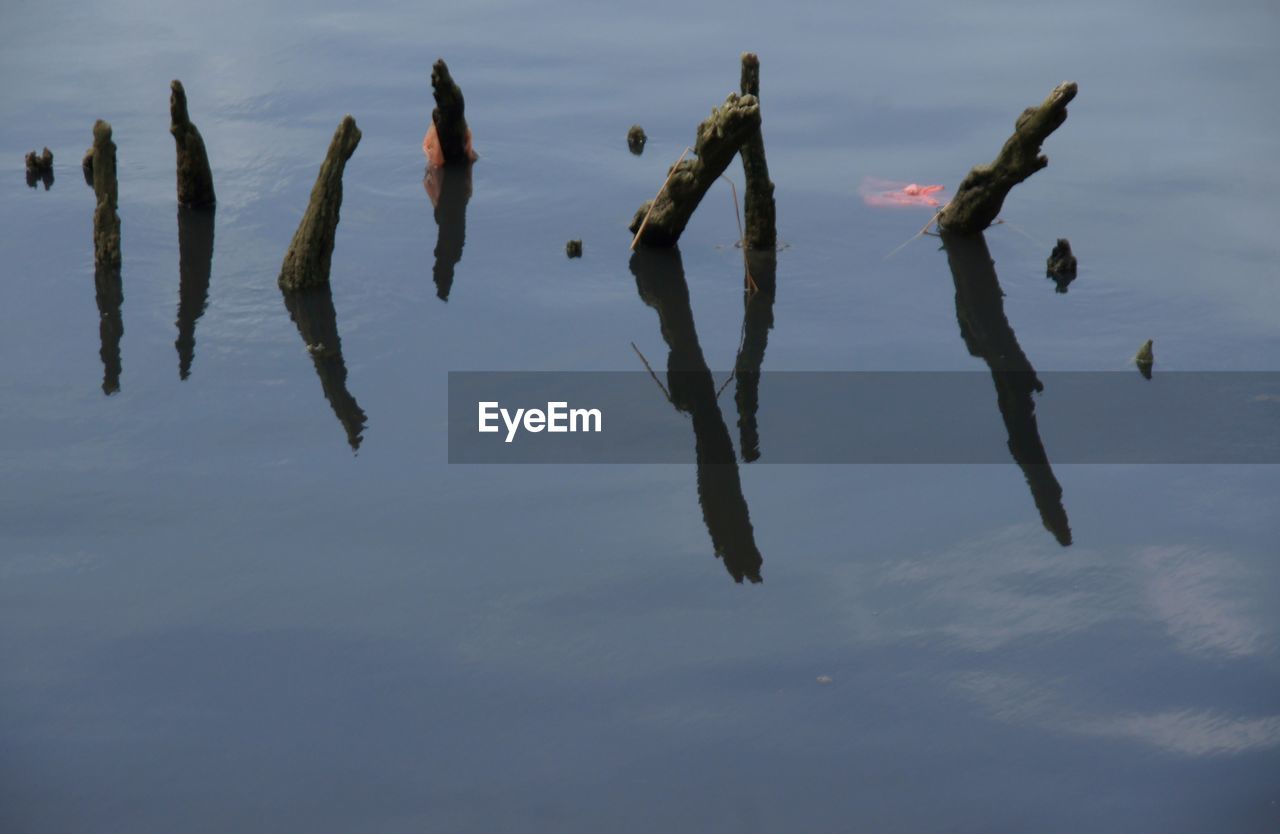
[{"xmin": 629, "ymin": 93, "xmax": 761, "ymax": 248}]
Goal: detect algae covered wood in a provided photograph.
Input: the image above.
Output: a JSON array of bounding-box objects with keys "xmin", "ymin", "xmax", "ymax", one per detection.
[
  {"xmin": 738, "ymin": 53, "xmax": 776, "ymax": 250},
  {"xmin": 278, "ymin": 115, "xmax": 362, "ymax": 292},
  {"xmin": 91, "ymin": 120, "xmax": 121, "ymax": 268},
  {"xmin": 938, "ymin": 82, "xmax": 1077, "ymax": 235},
  {"xmin": 169, "ymin": 80, "xmax": 216, "ymax": 207},
  {"xmin": 629, "ymin": 93, "xmax": 761, "ymax": 248}
]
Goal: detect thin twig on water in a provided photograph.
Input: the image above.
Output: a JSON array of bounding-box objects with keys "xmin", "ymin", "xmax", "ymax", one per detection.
[
  {"xmin": 630, "ymin": 341, "xmax": 672, "ymax": 403},
  {"xmin": 631, "ymin": 147, "xmax": 693, "ymax": 251}
]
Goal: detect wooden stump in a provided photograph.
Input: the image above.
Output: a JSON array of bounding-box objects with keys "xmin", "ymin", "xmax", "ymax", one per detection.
[
  {"xmin": 629, "ymin": 93, "xmax": 761, "ymax": 248},
  {"xmin": 170, "ymin": 80, "xmax": 216, "ymax": 207},
  {"xmin": 278, "ymin": 115, "xmax": 362, "ymax": 292},
  {"xmin": 938, "ymin": 82, "xmax": 1077, "ymax": 234},
  {"xmin": 91, "ymin": 120, "xmax": 121, "ymax": 269}
]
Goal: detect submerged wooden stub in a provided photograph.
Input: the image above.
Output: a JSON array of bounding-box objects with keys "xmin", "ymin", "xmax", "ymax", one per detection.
[
  {"xmin": 629, "ymin": 93, "xmax": 761, "ymax": 248},
  {"xmin": 170, "ymin": 80, "xmax": 216, "ymax": 207},
  {"xmin": 627, "ymin": 124, "xmax": 646, "ymax": 155},
  {"xmin": 1046, "ymin": 237, "xmax": 1077, "ymax": 293},
  {"xmin": 430, "ymin": 59, "xmax": 474, "ymax": 165},
  {"xmin": 938, "ymin": 82, "xmax": 1078, "ymax": 235},
  {"xmin": 1135, "ymin": 339, "xmax": 1154, "ymax": 379},
  {"xmin": 738, "ymin": 53, "xmax": 776, "ymax": 250},
  {"xmin": 278, "ymin": 115, "xmax": 362, "ymax": 292},
  {"xmin": 26, "ymin": 147, "xmax": 53, "ymax": 189},
  {"xmin": 91, "ymin": 120, "xmax": 121, "ymax": 268},
  {"xmin": 25, "ymin": 147, "xmax": 53, "ymax": 174}
]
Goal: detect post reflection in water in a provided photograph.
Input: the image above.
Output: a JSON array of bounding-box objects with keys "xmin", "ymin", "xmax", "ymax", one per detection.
[
  {"xmin": 282, "ymin": 286, "xmax": 367, "ymax": 451},
  {"xmin": 94, "ymin": 265, "xmax": 123, "ymax": 395},
  {"xmin": 424, "ymin": 163, "xmax": 472, "ymax": 302},
  {"xmin": 733, "ymin": 249, "xmax": 777, "ymax": 462},
  {"xmin": 175, "ymin": 206, "xmax": 215, "ymax": 380},
  {"xmin": 941, "ymin": 231, "xmax": 1072, "ymax": 546},
  {"xmin": 631, "ymin": 248, "xmax": 764, "ymax": 583}
]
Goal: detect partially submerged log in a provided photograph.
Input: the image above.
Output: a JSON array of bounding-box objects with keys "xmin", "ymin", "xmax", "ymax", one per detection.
[
  {"xmin": 938, "ymin": 82, "xmax": 1077, "ymax": 235},
  {"xmin": 169, "ymin": 80, "xmax": 216, "ymax": 207},
  {"xmin": 91, "ymin": 120, "xmax": 121, "ymax": 269},
  {"xmin": 425, "ymin": 59, "xmax": 476, "ymax": 166},
  {"xmin": 629, "ymin": 93, "xmax": 761, "ymax": 248},
  {"xmin": 738, "ymin": 54, "xmax": 776, "ymax": 250},
  {"xmin": 278, "ymin": 115, "xmax": 362, "ymax": 292}
]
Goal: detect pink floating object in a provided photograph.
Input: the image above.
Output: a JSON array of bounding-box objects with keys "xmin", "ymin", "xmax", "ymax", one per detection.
[
  {"xmin": 859, "ymin": 177, "xmax": 946, "ymax": 208},
  {"xmin": 422, "ymin": 122, "xmax": 477, "ymax": 168}
]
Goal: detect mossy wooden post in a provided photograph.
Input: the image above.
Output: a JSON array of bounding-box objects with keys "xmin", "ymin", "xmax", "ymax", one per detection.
[
  {"xmin": 938, "ymin": 82, "xmax": 1077, "ymax": 235},
  {"xmin": 738, "ymin": 53, "xmax": 776, "ymax": 250},
  {"xmin": 629, "ymin": 93, "xmax": 761, "ymax": 248},
  {"xmin": 170, "ymin": 80, "xmax": 216, "ymax": 207},
  {"xmin": 278, "ymin": 116, "xmax": 362, "ymax": 292},
  {"xmin": 431, "ymin": 59, "xmax": 472, "ymax": 164},
  {"xmin": 91, "ymin": 120, "xmax": 121, "ymax": 269}
]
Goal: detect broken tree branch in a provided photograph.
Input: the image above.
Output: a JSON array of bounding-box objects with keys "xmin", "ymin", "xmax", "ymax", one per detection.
[{"xmin": 938, "ymin": 82, "xmax": 1077, "ymax": 235}]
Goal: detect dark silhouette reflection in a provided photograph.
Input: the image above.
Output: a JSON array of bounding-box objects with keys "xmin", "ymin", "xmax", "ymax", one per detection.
[
  {"xmin": 26, "ymin": 168, "xmax": 54, "ymax": 190},
  {"xmin": 1048, "ymin": 271, "xmax": 1076, "ymax": 294},
  {"xmin": 733, "ymin": 249, "xmax": 778, "ymax": 462},
  {"xmin": 941, "ymin": 232, "xmax": 1071, "ymax": 546},
  {"xmin": 175, "ymin": 205, "xmax": 215, "ymax": 380},
  {"xmin": 94, "ymin": 266, "xmax": 123, "ymax": 395},
  {"xmin": 631, "ymin": 248, "xmax": 764, "ymax": 583},
  {"xmin": 282, "ymin": 286, "xmax": 367, "ymax": 451},
  {"xmin": 423, "ymin": 163, "xmax": 472, "ymax": 301}
]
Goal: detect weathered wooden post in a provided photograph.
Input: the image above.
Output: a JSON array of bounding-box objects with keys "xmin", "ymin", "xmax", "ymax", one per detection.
[
  {"xmin": 738, "ymin": 53, "xmax": 776, "ymax": 250},
  {"xmin": 90, "ymin": 120, "xmax": 121, "ymax": 268},
  {"xmin": 423, "ymin": 59, "xmax": 477, "ymax": 166},
  {"xmin": 278, "ymin": 116, "xmax": 361, "ymax": 292},
  {"xmin": 169, "ymin": 80, "xmax": 216, "ymax": 207}
]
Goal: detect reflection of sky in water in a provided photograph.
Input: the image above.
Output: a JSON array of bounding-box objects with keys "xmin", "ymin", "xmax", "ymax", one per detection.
[{"xmin": 1, "ymin": 0, "xmax": 1278, "ymax": 830}]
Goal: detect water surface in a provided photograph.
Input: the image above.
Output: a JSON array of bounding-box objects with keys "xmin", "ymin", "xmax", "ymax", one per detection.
[{"xmin": 2, "ymin": 0, "xmax": 1278, "ymax": 831}]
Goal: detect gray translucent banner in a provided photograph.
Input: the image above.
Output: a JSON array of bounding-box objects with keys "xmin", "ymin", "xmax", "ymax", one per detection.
[{"xmin": 447, "ymin": 371, "xmax": 1280, "ymax": 464}]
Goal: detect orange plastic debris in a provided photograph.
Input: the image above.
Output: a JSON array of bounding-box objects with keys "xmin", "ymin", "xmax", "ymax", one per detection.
[{"xmin": 859, "ymin": 177, "xmax": 946, "ymax": 208}]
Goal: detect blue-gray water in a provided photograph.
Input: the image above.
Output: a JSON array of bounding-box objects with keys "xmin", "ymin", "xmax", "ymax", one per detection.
[{"xmin": 2, "ymin": 0, "xmax": 1278, "ymax": 831}]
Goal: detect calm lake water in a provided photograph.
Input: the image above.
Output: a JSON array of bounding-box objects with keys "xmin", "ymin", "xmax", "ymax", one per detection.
[{"xmin": 2, "ymin": 0, "xmax": 1278, "ymax": 831}]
